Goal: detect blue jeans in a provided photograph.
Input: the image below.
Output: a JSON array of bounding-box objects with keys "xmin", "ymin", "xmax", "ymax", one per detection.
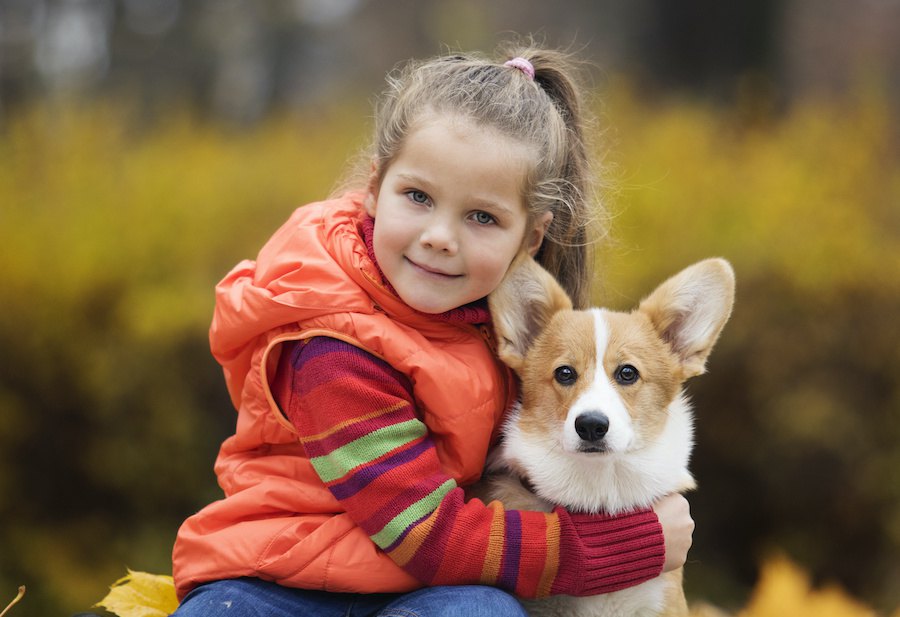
[{"xmin": 171, "ymin": 578, "xmax": 528, "ymax": 617}]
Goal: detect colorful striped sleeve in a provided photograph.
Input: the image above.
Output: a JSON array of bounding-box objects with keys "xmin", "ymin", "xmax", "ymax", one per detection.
[{"xmin": 271, "ymin": 337, "xmax": 665, "ymax": 598}]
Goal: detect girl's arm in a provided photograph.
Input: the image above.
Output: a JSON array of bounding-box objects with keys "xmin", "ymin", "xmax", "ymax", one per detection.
[{"xmin": 272, "ymin": 337, "xmax": 665, "ymax": 598}]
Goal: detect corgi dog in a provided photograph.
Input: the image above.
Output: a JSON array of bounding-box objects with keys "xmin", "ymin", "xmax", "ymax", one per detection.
[{"xmin": 478, "ymin": 254, "xmax": 735, "ymax": 617}]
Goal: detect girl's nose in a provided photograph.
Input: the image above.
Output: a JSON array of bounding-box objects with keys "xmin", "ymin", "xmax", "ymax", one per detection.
[{"xmin": 420, "ymin": 219, "xmax": 459, "ymax": 254}]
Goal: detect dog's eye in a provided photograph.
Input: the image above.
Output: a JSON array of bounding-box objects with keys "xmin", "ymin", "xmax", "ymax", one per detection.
[
  {"xmin": 554, "ymin": 365, "xmax": 578, "ymax": 385},
  {"xmin": 615, "ymin": 364, "xmax": 640, "ymax": 385}
]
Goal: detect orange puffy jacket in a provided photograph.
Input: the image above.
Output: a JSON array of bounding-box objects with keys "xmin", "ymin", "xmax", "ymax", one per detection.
[{"xmin": 172, "ymin": 193, "xmax": 515, "ymax": 600}]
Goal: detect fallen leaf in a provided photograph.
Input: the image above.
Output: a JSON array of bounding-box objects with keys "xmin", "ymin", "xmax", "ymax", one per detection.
[{"xmin": 95, "ymin": 570, "xmax": 178, "ymax": 617}]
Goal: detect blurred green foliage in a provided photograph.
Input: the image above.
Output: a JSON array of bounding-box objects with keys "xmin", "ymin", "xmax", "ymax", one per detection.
[{"xmin": 1, "ymin": 87, "xmax": 898, "ymax": 615}]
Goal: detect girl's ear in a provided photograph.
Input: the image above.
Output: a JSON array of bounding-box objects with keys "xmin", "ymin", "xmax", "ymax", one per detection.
[
  {"xmin": 364, "ymin": 161, "xmax": 380, "ymax": 216},
  {"xmin": 525, "ymin": 211, "xmax": 554, "ymax": 256}
]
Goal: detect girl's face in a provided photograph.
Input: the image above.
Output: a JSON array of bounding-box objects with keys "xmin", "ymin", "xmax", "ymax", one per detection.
[{"xmin": 366, "ymin": 115, "xmax": 551, "ymax": 315}]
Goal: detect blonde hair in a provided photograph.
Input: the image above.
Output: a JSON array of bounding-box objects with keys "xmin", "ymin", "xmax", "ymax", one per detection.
[{"xmin": 363, "ymin": 40, "xmax": 602, "ymax": 308}]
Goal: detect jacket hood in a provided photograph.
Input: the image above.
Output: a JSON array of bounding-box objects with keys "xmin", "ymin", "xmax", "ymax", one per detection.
[{"xmin": 210, "ymin": 193, "xmax": 384, "ymax": 406}]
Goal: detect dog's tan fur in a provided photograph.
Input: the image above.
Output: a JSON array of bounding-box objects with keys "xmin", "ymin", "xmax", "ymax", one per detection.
[{"xmin": 473, "ymin": 253, "xmax": 735, "ymax": 617}]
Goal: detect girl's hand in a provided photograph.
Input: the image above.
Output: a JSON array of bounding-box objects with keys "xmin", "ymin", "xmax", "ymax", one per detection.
[{"xmin": 653, "ymin": 493, "xmax": 694, "ymax": 572}]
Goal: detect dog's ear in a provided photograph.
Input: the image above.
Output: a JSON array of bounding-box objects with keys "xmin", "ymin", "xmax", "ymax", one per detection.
[
  {"xmin": 639, "ymin": 258, "xmax": 735, "ymax": 377},
  {"xmin": 488, "ymin": 253, "xmax": 573, "ymax": 370}
]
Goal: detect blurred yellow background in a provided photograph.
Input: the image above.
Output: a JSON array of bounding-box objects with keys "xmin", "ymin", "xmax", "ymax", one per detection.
[{"xmin": 1, "ymin": 1, "xmax": 898, "ymax": 615}]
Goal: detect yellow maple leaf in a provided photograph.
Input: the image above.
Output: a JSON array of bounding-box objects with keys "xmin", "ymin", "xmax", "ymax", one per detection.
[{"xmin": 95, "ymin": 570, "xmax": 178, "ymax": 617}]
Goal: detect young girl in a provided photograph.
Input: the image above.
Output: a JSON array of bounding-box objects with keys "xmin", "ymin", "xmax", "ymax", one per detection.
[{"xmin": 172, "ymin": 41, "xmax": 693, "ymax": 617}]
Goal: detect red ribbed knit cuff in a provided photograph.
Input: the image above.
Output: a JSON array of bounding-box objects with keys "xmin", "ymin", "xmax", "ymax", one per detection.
[{"xmin": 552, "ymin": 506, "xmax": 665, "ymax": 597}]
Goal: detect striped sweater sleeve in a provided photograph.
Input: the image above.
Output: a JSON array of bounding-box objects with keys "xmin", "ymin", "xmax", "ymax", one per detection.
[{"xmin": 271, "ymin": 337, "xmax": 665, "ymax": 598}]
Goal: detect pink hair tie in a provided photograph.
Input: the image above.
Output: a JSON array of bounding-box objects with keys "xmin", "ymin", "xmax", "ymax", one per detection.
[{"xmin": 504, "ymin": 57, "xmax": 535, "ymax": 81}]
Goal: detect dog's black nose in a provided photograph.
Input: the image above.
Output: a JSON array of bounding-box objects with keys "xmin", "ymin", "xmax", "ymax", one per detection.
[{"xmin": 574, "ymin": 412, "xmax": 609, "ymax": 443}]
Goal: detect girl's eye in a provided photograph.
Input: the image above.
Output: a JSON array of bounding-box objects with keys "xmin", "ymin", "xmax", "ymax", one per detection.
[
  {"xmin": 472, "ymin": 211, "xmax": 496, "ymax": 225},
  {"xmin": 614, "ymin": 364, "xmax": 640, "ymax": 385},
  {"xmin": 408, "ymin": 190, "xmax": 429, "ymax": 204}
]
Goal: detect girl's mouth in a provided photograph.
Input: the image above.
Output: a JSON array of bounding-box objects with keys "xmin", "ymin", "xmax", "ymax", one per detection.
[{"xmin": 406, "ymin": 258, "xmax": 461, "ymax": 279}]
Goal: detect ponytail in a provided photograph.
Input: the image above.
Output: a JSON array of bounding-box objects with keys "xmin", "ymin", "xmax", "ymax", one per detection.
[{"xmin": 502, "ymin": 42, "xmax": 599, "ymax": 309}]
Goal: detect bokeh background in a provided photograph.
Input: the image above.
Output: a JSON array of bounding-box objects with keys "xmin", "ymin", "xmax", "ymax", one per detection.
[{"xmin": 1, "ymin": 1, "xmax": 899, "ymax": 615}]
